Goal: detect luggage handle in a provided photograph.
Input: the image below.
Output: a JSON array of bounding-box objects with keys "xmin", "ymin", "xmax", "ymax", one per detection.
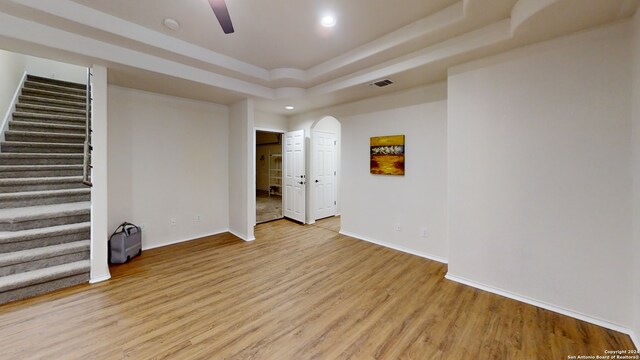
[{"xmin": 110, "ymin": 221, "xmax": 139, "ymax": 238}]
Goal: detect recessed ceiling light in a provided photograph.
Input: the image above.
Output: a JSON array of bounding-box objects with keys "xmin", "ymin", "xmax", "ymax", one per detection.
[
  {"xmin": 320, "ymin": 15, "xmax": 336, "ymax": 28},
  {"xmin": 163, "ymin": 18, "xmax": 180, "ymax": 31},
  {"xmin": 285, "ymin": 106, "xmax": 294, "ymax": 110}
]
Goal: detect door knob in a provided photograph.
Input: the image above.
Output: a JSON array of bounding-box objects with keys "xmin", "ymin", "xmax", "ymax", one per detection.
[
  {"xmin": 315, "ymin": 180, "xmax": 319, "ymax": 183},
  {"xmin": 299, "ymin": 181, "xmax": 305, "ymax": 185}
]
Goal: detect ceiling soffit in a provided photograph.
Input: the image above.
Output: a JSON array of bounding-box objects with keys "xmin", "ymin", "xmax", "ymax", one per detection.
[{"xmin": 0, "ymin": 0, "xmax": 636, "ymax": 113}]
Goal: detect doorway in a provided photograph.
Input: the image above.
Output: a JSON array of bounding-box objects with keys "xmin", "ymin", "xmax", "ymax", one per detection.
[
  {"xmin": 310, "ymin": 116, "xmax": 341, "ymax": 225},
  {"xmin": 312, "ymin": 131, "xmax": 337, "ymax": 220},
  {"xmin": 255, "ymin": 130, "xmax": 284, "ymax": 223}
]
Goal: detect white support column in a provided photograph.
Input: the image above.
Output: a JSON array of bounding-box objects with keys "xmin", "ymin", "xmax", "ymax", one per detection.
[
  {"xmin": 89, "ymin": 65, "xmax": 110, "ymax": 283},
  {"xmin": 228, "ymin": 99, "xmax": 256, "ymax": 241}
]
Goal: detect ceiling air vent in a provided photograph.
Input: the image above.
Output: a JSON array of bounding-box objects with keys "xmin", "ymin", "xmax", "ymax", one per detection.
[{"xmin": 370, "ymin": 79, "xmax": 394, "ymax": 88}]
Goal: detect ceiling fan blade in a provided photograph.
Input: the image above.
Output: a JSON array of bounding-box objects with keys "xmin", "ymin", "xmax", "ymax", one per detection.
[{"xmin": 208, "ymin": 0, "xmax": 235, "ymax": 34}]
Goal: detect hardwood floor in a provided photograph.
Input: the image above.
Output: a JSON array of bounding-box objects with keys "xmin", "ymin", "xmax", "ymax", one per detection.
[
  {"xmin": 0, "ymin": 218, "xmax": 635, "ymax": 359},
  {"xmin": 312, "ymin": 215, "xmax": 341, "ymax": 232}
]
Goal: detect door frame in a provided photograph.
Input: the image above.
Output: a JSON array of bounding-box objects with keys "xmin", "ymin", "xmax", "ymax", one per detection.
[
  {"xmin": 254, "ymin": 127, "xmax": 286, "ymax": 226},
  {"xmin": 311, "ymin": 130, "xmax": 337, "ymax": 221}
]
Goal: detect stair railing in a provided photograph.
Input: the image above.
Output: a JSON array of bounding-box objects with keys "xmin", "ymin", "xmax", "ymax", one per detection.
[{"xmin": 83, "ymin": 68, "xmax": 93, "ymax": 187}]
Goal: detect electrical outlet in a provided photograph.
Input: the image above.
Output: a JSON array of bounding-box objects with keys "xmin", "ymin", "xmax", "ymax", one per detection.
[
  {"xmin": 421, "ymin": 228, "xmax": 428, "ymax": 238},
  {"xmin": 194, "ymin": 215, "xmax": 202, "ymax": 222},
  {"xmin": 170, "ymin": 218, "xmax": 177, "ymax": 226},
  {"xmin": 394, "ymin": 223, "xmax": 402, "ymax": 232}
]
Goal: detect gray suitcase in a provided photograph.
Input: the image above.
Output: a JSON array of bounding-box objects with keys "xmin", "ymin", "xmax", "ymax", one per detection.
[{"xmin": 109, "ymin": 222, "xmax": 142, "ymax": 264}]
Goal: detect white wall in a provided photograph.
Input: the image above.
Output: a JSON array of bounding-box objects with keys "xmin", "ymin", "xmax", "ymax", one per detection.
[
  {"xmin": 338, "ymin": 86, "xmax": 448, "ymax": 262},
  {"xmin": 1, "ymin": 49, "xmax": 86, "ymax": 126},
  {"xmin": 0, "ymin": 49, "xmax": 26, "ymax": 124},
  {"xmin": 229, "ymin": 99, "xmax": 256, "ymax": 240},
  {"xmin": 632, "ymin": 9, "xmax": 640, "ymax": 347},
  {"xmin": 0, "ymin": 50, "xmax": 24, "ymax": 136},
  {"xmin": 447, "ymin": 22, "xmax": 633, "ymax": 328},
  {"xmin": 23, "ymin": 55, "xmax": 86, "ymax": 84},
  {"xmin": 255, "ymin": 110, "xmax": 287, "ymax": 132},
  {"xmin": 287, "ymin": 84, "xmax": 446, "ymax": 224},
  {"xmin": 107, "ymin": 86, "xmax": 229, "ymax": 249}
]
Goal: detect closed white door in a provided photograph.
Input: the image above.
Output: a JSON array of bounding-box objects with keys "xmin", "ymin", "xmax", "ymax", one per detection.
[
  {"xmin": 313, "ymin": 131, "xmax": 336, "ymax": 220},
  {"xmin": 283, "ymin": 130, "xmax": 306, "ymax": 223}
]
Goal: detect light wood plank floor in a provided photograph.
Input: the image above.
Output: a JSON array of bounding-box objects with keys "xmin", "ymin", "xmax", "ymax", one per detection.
[
  {"xmin": 0, "ymin": 218, "xmax": 635, "ymax": 359},
  {"xmin": 312, "ymin": 215, "xmax": 341, "ymax": 232}
]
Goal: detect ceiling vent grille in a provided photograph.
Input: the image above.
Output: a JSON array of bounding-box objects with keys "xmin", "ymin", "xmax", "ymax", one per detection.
[{"xmin": 370, "ymin": 79, "xmax": 394, "ymax": 88}]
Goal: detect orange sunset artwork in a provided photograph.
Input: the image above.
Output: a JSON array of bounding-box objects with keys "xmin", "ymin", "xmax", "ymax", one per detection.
[{"xmin": 370, "ymin": 135, "xmax": 405, "ymax": 175}]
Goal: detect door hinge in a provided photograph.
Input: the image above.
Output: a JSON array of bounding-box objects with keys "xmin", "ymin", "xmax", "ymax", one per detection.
[
  {"xmin": 334, "ymin": 171, "xmax": 336, "ymax": 175},
  {"xmin": 334, "ymin": 201, "xmax": 336, "ymax": 205},
  {"xmin": 334, "ymin": 140, "xmax": 336, "ymax": 145}
]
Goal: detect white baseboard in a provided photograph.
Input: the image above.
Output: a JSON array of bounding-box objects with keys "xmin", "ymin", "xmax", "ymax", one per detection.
[
  {"xmin": 339, "ymin": 230, "xmax": 448, "ymax": 264},
  {"xmin": 143, "ymin": 229, "xmax": 229, "ymax": 250},
  {"xmin": 228, "ymin": 229, "xmax": 256, "ymax": 242},
  {"xmin": 445, "ymin": 273, "xmax": 634, "ymax": 337},
  {"xmin": 89, "ymin": 274, "xmax": 111, "ymax": 284}
]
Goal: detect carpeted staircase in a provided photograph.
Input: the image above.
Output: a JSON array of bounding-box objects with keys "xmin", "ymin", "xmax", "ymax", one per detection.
[{"xmin": 0, "ymin": 75, "xmax": 91, "ymax": 304}]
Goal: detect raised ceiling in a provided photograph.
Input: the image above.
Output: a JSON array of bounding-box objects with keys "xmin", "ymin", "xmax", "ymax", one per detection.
[
  {"xmin": 0, "ymin": 0, "xmax": 637, "ymax": 114},
  {"xmin": 71, "ymin": 0, "xmax": 458, "ymax": 70}
]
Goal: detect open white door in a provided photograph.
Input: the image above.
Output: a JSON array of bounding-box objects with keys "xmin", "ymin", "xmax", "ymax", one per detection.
[
  {"xmin": 313, "ymin": 131, "xmax": 337, "ymax": 220},
  {"xmin": 283, "ymin": 130, "xmax": 306, "ymax": 223}
]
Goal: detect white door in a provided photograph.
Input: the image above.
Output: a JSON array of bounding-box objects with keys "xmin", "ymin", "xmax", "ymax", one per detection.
[
  {"xmin": 283, "ymin": 130, "xmax": 306, "ymax": 223},
  {"xmin": 313, "ymin": 131, "xmax": 336, "ymax": 220}
]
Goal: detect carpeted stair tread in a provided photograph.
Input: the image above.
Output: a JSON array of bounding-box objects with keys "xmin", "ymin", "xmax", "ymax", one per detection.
[
  {"xmin": 5, "ymin": 130, "xmax": 86, "ymax": 143},
  {"xmin": 0, "ymin": 164, "xmax": 82, "ymax": 172},
  {"xmin": 10, "ymin": 121, "xmax": 86, "ymax": 133},
  {"xmin": 6, "ymin": 118, "xmax": 85, "ymax": 128},
  {"xmin": 0, "ymin": 222, "xmax": 89, "ymax": 254},
  {"xmin": 1, "ymin": 141, "xmax": 83, "ymax": 148},
  {"xmin": 0, "ymin": 187, "xmax": 89, "ymax": 197},
  {"xmin": 0, "ymin": 260, "xmax": 90, "ymax": 292},
  {"xmin": 15, "ymin": 103, "xmax": 86, "ymax": 116},
  {"xmin": 0, "ymin": 153, "xmax": 83, "ymax": 161},
  {"xmin": 0, "ymin": 222, "xmax": 90, "ymax": 244},
  {"xmin": 0, "ymin": 240, "xmax": 89, "ymax": 268},
  {"xmin": 0, "ymin": 73, "xmax": 92, "ymax": 302},
  {"xmin": 1, "ymin": 142, "xmax": 84, "ymax": 154},
  {"xmin": 23, "ymin": 81, "xmax": 86, "ymax": 96},
  {"xmin": 0, "ymin": 163, "xmax": 83, "ymax": 177},
  {"xmin": 18, "ymin": 95, "xmax": 85, "ymax": 109},
  {"xmin": 0, "ymin": 188, "xmax": 90, "ymax": 206},
  {"xmin": 12, "ymin": 111, "xmax": 85, "ymax": 122},
  {"xmin": 0, "ymin": 176, "xmax": 83, "ymax": 193},
  {"xmin": 0, "ymin": 202, "xmax": 90, "ymax": 224},
  {"xmin": 20, "ymin": 88, "xmax": 85, "ymax": 103},
  {"xmin": 26, "ymin": 75, "xmax": 86, "ymax": 90},
  {"xmin": 0, "ymin": 176, "xmax": 83, "ymax": 186}
]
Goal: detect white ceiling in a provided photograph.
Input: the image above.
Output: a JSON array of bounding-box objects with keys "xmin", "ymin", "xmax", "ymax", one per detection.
[
  {"xmin": 71, "ymin": 0, "xmax": 458, "ymax": 70},
  {"xmin": 0, "ymin": 0, "xmax": 637, "ymax": 115}
]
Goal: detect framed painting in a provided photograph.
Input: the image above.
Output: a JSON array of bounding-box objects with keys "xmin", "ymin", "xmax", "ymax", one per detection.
[{"xmin": 370, "ymin": 135, "xmax": 405, "ymax": 175}]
